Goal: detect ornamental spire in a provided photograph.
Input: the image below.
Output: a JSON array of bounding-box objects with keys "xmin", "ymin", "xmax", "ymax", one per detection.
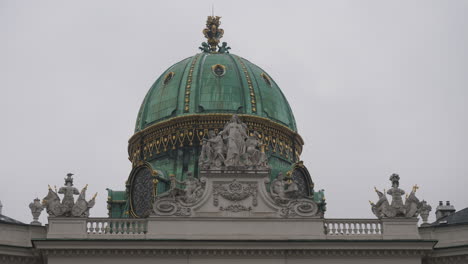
[{"xmin": 200, "ymin": 16, "xmax": 231, "ymax": 54}]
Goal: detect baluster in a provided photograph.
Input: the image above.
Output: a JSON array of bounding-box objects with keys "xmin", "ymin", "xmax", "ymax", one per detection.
[
  {"xmin": 94, "ymin": 221, "xmax": 99, "ymax": 234},
  {"xmin": 375, "ymin": 223, "xmax": 381, "ymax": 234},
  {"xmin": 114, "ymin": 220, "xmax": 120, "ymax": 234},
  {"xmin": 98, "ymin": 221, "xmax": 104, "ymax": 234},
  {"xmin": 338, "ymin": 222, "xmax": 343, "ymax": 235},
  {"xmin": 91, "ymin": 221, "xmax": 96, "ymax": 234},
  {"xmin": 123, "ymin": 221, "xmax": 129, "ymax": 234},
  {"xmin": 117, "ymin": 221, "xmax": 123, "ymax": 234},
  {"xmin": 129, "ymin": 221, "xmax": 134, "ymax": 234},
  {"xmin": 330, "ymin": 222, "xmax": 336, "ymax": 235},
  {"xmin": 363, "ymin": 223, "xmax": 369, "ymax": 234},
  {"xmin": 105, "ymin": 221, "xmax": 111, "ymax": 234}
]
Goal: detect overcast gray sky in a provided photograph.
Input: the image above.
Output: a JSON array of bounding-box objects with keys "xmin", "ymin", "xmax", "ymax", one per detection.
[{"xmin": 1, "ymin": 0, "xmax": 467, "ymax": 225}]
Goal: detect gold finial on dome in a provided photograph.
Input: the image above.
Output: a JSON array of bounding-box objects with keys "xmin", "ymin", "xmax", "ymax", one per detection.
[{"xmin": 202, "ymin": 16, "xmax": 224, "ymax": 52}]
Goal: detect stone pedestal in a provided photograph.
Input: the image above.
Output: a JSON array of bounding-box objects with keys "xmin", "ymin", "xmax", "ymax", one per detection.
[
  {"xmin": 147, "ymin": 217, "xmax": 325, "ymax": 240},
  {"xmin": 148, "ymin": 169, "xmax": 325, "ymax": 239},
  {"xmin": 381, "ymin": 217, "xmax": 420, "ymax": 239},
  {"xmin": 47, "ymin": 217, "xmax": 87, "ymax": 239}
]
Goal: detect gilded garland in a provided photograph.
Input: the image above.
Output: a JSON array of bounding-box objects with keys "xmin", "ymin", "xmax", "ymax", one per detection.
[{"xmin": 128, "ymin": 114, "xmax": 303, "ymax": 167}]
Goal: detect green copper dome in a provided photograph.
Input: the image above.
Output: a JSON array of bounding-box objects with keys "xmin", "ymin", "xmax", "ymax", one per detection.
[
  {"xmin": 118, "ymin": 16, "xmax": 307, "ymax": 218},
  {"xmin": 134, "ymin": 53, "xmax": 297, "ymax": 133}
]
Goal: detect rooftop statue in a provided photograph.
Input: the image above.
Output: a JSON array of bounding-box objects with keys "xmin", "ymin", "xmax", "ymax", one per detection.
[
  {"xmin": 42, "ymin": 173, "xmax": 97, "ymax": 217},
  {"xmin": 370, "ymin": 173, "xmax": 430, "ymax": 219},
  {"xmin": 217, "ymin": 42, "xmax": 231, "ymax": 54},
  {"xmin": 198, "ymin": 114, "xmax": 270, "ymax": 170}
]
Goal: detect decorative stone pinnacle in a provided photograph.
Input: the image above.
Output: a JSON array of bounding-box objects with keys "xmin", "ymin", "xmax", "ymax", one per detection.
[{"xmin": 29, "ymin": 198, "xmax": 44, "ymax": 225}]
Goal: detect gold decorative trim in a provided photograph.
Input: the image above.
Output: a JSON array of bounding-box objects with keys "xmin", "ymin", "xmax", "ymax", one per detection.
[
  {"xmin": 236, "ymin": 56, "xmax": 257, "ymax": 113},
  {"xmin": 260, "ymin": 72, "xmax": 272, "ymax": 87},
  {"xmin": 184, "ymin": 54, "xmax": 201, "ymax": 113},
  {"xmin": 128, "ymin": 114, "xmax": 303, "ymax": 167}
]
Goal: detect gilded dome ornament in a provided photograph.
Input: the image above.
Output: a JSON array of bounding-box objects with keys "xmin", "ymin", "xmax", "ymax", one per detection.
[
  {"xmin": 202, "ymin": 16, "xmax": 224, "ymax": 52},
  {"xmin": 200, "ymin": 16, "xmax": 230, "ymax": 53}
]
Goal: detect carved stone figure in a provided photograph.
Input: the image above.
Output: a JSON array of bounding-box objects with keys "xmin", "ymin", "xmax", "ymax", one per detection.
[
  {"xmin": 220, "ymin": 115, "xmax": 248, "ymax": 167},
  {"xmin": 29, "ymin": 198, "xmax": 43, "ymax": 225},
  {"xmin": 72, "ymin": 184, "xmax": 97, "ymax": 218},
  {"xmin": 387, "ymin": 174, "xmax": 405, "ymax": 216},
  {"xmin": 370, "ymin": 174, "xmax": 427, "ymax": 219},
  {"xmin": 270, "ymin": 172, "xmax": 303, "ymax": 203},
  {"xmin": 218, "ymin": 42, "xmax": 231, "ymax": 53},
  {"xmin": 244, "ymin": 131, "xmax": 262, "ymax": 167},
  {"xmin": 404, "ymin": 184, "xmax": 421, "ymax": 217},
  {"xmin": 153, "ymin": 172, "xmax": 206, "ymax": 216},
  {"xmin": 199, "ymin": 130, "xmax": 229, "ymax": 170},
  {"xmin": 199, "ymin": 42, "xmax": 211, "ymax": 53},
  {"xmin": 199, "ymin": 131, "xmax": 215, "ymax": 169},
  {"xmin": 42, "ymin": 173, "xmax": 97, "ymax": 217},
  {"xmin": 370, "ymin": 187, "xmax": 394, "ymax": 218},
  {"xmin": 270, "ymin": 172, "xmax": 287, "ymax": 200},
  {"xmin": 198, "ymin": 115, "xmax": 269, "ymax": 170},
  {"xmin": 58, "ymin": 173, "xmax": 80, "ymax": 211},
  {"xmin": 267, "ymin": 171, "xmax": 321, "ymax": 218}
]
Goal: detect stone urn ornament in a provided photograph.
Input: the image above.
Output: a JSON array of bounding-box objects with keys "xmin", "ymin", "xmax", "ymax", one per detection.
[{"xmin": 29, "ymin": 197, "xmax": 44, "ymax": 225}]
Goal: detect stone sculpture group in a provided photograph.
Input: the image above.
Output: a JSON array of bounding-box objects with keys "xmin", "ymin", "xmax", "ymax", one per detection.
[
  {"xmin": 42, "ymin": 173, "xmax": 97, "ymax": 218},
  {"xmin": 370, "ymin": 173, "xmax": 431, "ymax": 220},
  {"xmin": 198, "ymin": 115, "xmax": 269, "ymax": 170}
]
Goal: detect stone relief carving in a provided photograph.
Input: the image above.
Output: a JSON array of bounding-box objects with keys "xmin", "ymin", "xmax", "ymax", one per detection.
[
  {"xmin": 220, "ymin": 204, "xmax": 252, "ymax": 212},
  {"xmin": 370, "ymin": 173, "xmax": 429, "ymax": 219},
  {"xmin": 42, "ymin": 173, "xmax": 96, "ymax": 217},
  {"xmin": 280, "ymin": 199, "xmax": 319, "ymax": 217},
  {"xmin": 153, "ymin": 172, "xmax": 206, "ymax": 216},
  {"xmin": 213, "ymin": 179, "xmax": 257, "ymax": 210},
  {"xmin": 266, "ymin": 172, "xmax": 321, "ymax": 218},
  {"xmin": 198, "ymin": 114, "xmax": 269, "ymax": 170}
]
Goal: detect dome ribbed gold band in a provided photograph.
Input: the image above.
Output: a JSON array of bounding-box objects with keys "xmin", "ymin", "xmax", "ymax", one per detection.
[{"xmin": 128, "ymin": 114, "xmax": 303, "ymax": 167}]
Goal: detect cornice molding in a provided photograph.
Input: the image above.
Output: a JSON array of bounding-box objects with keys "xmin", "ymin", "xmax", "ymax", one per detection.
[{"xmin": 40, "ymin": 248, "xmax": 432, "ymax": 258}]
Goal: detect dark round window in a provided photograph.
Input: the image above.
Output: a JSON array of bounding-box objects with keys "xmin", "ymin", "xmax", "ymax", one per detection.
[
  {"xmin": 212, "ymin": 64, "xmax": 226, "ymax": 77},
  {"xmin": 130, "ymin": 167, "xmax": 154, "ymax": 217},
  {"xmin": 163, "ymin": 72, "xmax": 175, "ymax": 85}
]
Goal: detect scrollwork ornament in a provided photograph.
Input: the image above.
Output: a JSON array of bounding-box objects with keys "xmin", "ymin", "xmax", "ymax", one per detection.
[{"xmin": 280, "ymin": 199, "xmax": 318, "ymax": 218}]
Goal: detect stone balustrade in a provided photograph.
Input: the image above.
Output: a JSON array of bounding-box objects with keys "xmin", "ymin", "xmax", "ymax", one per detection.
[
  {"xmin": 47, "ymin": 217, "xmax": 419, "ymax": 240},
  {"xmin": 86, "ymin": 218, "xmax": 147, "ymax": 238},
  {"xmin": 324, "ymin": 218, "xmax": 383, "ymax": 238}
]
